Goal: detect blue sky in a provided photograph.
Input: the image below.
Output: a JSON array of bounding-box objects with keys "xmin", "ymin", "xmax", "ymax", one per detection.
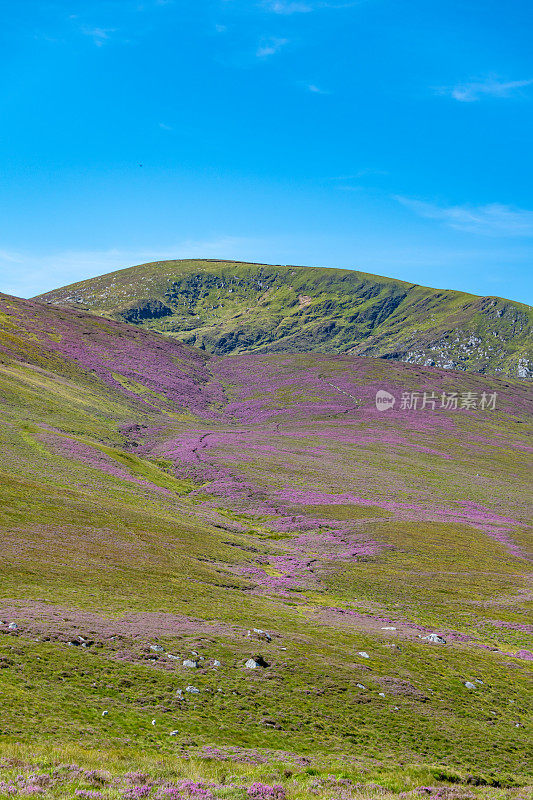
[{"xmin": 0, "ymin": 0, "xmax": 532, "ymax": 302}]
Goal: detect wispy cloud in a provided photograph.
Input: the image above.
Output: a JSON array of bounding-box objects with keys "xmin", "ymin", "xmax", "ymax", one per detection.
[
  {"xmin": 256, "ymin": 36, "xmax": 288, "ymax": 57},
  {"xmin": 397, "ymin": 197, "xmax": 533, "ymax": 237},
  {"xmin": 158, "ymin": 122, "xmax": 173, "ymax": 131},
  {"xmin": 0, "ymin": 238, "xmax": 261, "ymax": 299},
  {"xmin": 307, "ymin": 83, "xmax": 328, "ymax": 94},
  {"xmin": 262, "ymin": 1, "xmax": 313, "ymax": 12},
  {"xmin": 80, "ymin": 26, "xmax": 115, "ymax": 46},
  {"xmin": 261, "ymin": 0, "xmax": 356, "ymax": 12},
  {"xmin": 439, "ymin": 76, "xmax": 533, "ymax": 102}
]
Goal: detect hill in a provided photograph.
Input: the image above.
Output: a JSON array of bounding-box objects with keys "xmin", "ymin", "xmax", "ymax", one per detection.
[
  {"xmin": 35, "ymin": 259, "xmax": 533, "ymax": 379},
  {"xmin": 0, "ymin": 290, "xmax": 532, "ymax": 796}
]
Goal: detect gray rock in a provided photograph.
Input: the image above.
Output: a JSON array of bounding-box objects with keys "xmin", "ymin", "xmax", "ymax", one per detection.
[
  {"xmin": 185, "ymin": 686, "xmax": 199, "ymax": 694},
  {"xmin": 464, "ymin": 681, "xmax": 476, "ymax": 690},
  {"xmin": 101, "ymin": 710, "xmax": 109, "ymax": 716},
  {"xmin": 248, "ymin": 628, "xmax": 272, "ymax": 642},
  {"xmin": 422, "ymin": 633, "xmax": 447, "ymax": 644},
  {"xmin": 150, "ymin": 645, "xmax": 164, "ymax": 653},
  {"xmin": 356, "ymin": 683, "xmax": 366, "ymax": 689},
  {"xmin": 169, "ymin": 730, "xmax": 180, "ymax": 736},
  {"xmin": 8, "ymin": 623, "xmax": 18, "ymax": 630},
  {"xmin": 358, "ymin": 651, "xmax": 370, "ymax": 659},
  {"xmin": 245, "ymin": 655, "xmax": 270, "ymax": 669},
  {"xmin": 212, "ymin": 660, "xmax": 221, "ymax": 667},
  {"xmin": 175, "ymin": 689, "xmax": 184, "ymax": 700},
  {"xmin": 166, "ymin": 653, "xmax": 179, "ymax": 660},
  {"xmin": 182, "ymin": 659, "xmax": 198, "ymax": 668}
]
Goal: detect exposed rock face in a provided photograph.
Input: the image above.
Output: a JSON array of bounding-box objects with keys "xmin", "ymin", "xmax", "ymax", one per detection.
[
  {"xmin": 34, "ymin": 259, "xmax": 533, "ymax": 379},
  {"xmin": 119, "ymin": 299, "xmax": 173, "ymax": 323}
]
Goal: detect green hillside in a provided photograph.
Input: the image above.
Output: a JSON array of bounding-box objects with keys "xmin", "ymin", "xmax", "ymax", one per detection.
[
  {"xmin": 1, "ymin": 291, "xmax": 532, "ymax": 797},
  {"xmin": 35, "ymin": 259, "xmax": 533, "ymax": 379}
]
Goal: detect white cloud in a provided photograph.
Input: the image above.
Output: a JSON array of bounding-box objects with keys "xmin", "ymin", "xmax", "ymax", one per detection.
[
  {"xmin": 307, "ymin": 83, "xmax": 328, "ymax": 94},
  {"xmin": 81, "ymin": 26, "xmax": 115, "ymax": 46},
  {"xmin": 0, "ymin": 238, "xmax": 261, "ymax": 298},
  {"xmin": 261, "ymin": 0, "xmax": 356, "ymax": 11},
  {"xmin": 396, "ymin": 197, "xmax": 533, "ymax": 237},
  {"xmin": 262, "ymin": 1, "xmax": 313, "ymax": 12},
  {"xmin": 440, "ymin": 76, "xmax": 533, "ymax": 102},
  {"xmin": 158, "ymin": 122, "xmax": 173, "ymax": 131},
  {"xmin": 256, "ymin": 36, "xmax": 288, "ymax": 57}
]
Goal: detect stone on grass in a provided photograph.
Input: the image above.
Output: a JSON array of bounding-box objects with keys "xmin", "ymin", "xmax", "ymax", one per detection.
[
  {"xmin": 381, "ymin": 626, "xmax": 397, "ymax": 630},
  {"xmin": 166, "ymin": 653, "xmax": 179, "ymax": 660},
  {"xmin": 422, "ymin": 633, "xmax": 446, "ymax": 644},
  {"xmin": 356, "ymin": 683, "xmax": 366, "ymax": 689},
  {"xmin": 464, "ymin": 681, "xmax": 476, "ymax": 690},
  {"xmin": 185, "ymin": 686, "xmax": 199, "ymax": 694},
  {"xmin": 101, "ymin": 711, "xmax": 109, "ymax": 716},
  {"xmin": 213, "ymin": 660, "xmax": 221, "ymax": 667},
  {"xmin": 357, "ymin": 651, "xmax": 370, "ymax": 659},
  {"xmin": 169, "ymin": 730, "xmax": 179, "ymax": 736},
  {"xmin": 8, "ymin": 623, "xmax": 18, "ymax": 630},
  {"xmin": 182, "ymin": 659, "xmax": 198, "ymax": 668},
  {"xmin": 150, "ymin": 645, "xmax": 164, "ymax": 653},
  {"xmin": 245, "ymin": 655, "xmax": 270, "ymax": 669},
  {"xmin": 248, "ymin": 628, "xmax": 272, "ymax": 642}
]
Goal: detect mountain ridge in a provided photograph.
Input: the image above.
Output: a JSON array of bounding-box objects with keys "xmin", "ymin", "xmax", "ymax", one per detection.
[{"xmin": 34, "ymin": 259, "xmax": 533, "ymax": 379}]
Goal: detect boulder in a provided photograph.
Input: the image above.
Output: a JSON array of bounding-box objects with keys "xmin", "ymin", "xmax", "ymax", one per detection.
[
  {"xmin": 245, "ymin": 655, "xmax": 270, "ymax": 669},
  {"xmin": 422, "ymin": 633, "xmax": 446, "ymax": 644}
]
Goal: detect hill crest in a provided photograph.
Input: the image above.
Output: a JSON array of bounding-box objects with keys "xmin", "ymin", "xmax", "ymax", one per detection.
[{"xmin": 34, "ymin": 259, "xmax": 533, "ymax": 379}]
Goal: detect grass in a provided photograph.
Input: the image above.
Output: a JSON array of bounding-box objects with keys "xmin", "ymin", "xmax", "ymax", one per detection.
[
  {"xmin": 0, "ymin": 290, "xmax": 531, "ymax": 790},
  {"xmin": 34, "ymin": 259, "xmax": 533, "ymax": 379}
]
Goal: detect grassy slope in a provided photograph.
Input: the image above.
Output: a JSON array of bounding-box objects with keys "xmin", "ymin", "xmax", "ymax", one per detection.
[
  {"xmin": 34, "ymin": 259, "xmax": 533, "ymax": 379},
  {"xmin": 0, "ymin": 292, "xmax": 532, "ymax": 795}
]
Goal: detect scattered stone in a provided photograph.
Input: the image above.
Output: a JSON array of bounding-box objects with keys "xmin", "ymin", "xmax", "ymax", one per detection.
[
  {"xmin": 150, "ymin": 645, "xmax": 164, "ymax": 653},
  {"xmin": 464, "ymin": 682, "xmax": 476, "ymax": 690},
  {"xmin": 175, "ymin": 689, "xmax": 184, "ymax": 700},
  {"xmin": 245, "ymin": 655, "xmax": 270, "ymax": 669},
  {"xmin": 166, "ymin": 653, "xmax": 179, "ymax": 660},
  {"xmin": 182, "ymin": 659, "xmax": 198, "ymax": 668},
  {"xmin": 381, "ymin": 626, "xmax": 397, "ymax": 630},
  {"xmin": 378, "ymin": 692, "xmax": 386, "ymax": 697},
  {"xmin": 8, "ymin": 623, "xmax": 18, "ymax": 630},
  {"xmin": 475, "ymin": 680, "xmax": 484, "ymax": 684},
  {"xmin": 356, "ymin": 683, "xmax": 366, "ymax": 689},
  {"xmin": 248, "ymin": 628, "xmax": 272, "ymax": 642},
  {"xmin": 213, "ymin": 660, "xmax": 221, "ymax": 667},
  {"xmin": 169, "ymin": 730, "xmax": 180, "ymax": 736},
  {"xmin": 151, "ymin": 719, "xmax": 156, "ymax": 726},
  {"xmin": 185, "ymin": 686, "xmax": 199, "ymax": 694},
  {"xmin": 358, "ymin": 651, "xmax": 370, "ymax": 659},
  {"xmin": 101, "ymin": 711, "xmax": 109, "ymax": 717},
  {"xmin": 422, "ymin": 634, "xmax": 446, "ymax": 644}
]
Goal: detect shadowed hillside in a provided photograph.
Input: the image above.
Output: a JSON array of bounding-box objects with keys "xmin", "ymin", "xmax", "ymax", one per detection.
[
  {"xmin": 1, "ymin": 290, "xmax": 532, "ymax": 795},
  {"xmin": 35, "ymin": 259, "xmax": 533, "ymax": 379}
]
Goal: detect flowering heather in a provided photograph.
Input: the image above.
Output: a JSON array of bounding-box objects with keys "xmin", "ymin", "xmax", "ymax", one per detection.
[
  {"xmin": 246, "ymin": 784, "xmax": 286, "ymax": 799},
  {"xmin": 0, "ymin": 292, "xmax": 532, "ymax": 785}
]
